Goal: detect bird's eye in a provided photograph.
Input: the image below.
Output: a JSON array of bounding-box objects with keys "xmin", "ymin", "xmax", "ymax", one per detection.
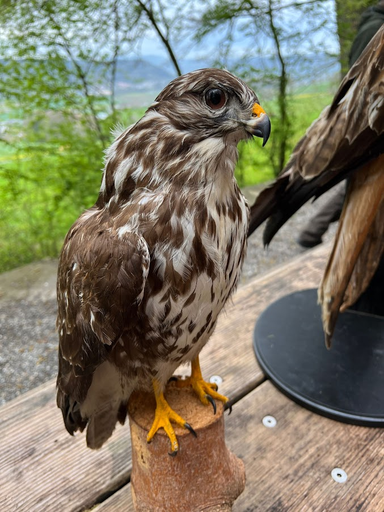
[{"xmin": 205, "ymin": 88, "xmax": 227, "ymax": 110}]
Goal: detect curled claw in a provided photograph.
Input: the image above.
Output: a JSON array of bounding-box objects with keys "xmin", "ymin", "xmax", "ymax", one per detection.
[
  {"xmin": 168, "ymin": 448, "xmax": 178, "ymax": 457},
  {"xmin": 184, "ymin": 422, "xmax": 197, "ymax": 438},
  {"xmin": 206, "ymin": 394, "xmax": 217, "ymax": 415},
  {"xmin": 168, "ymin": 376, "xmax": 178, "ymax": 383},
  {"xmin": 225, "ymin": 402, "xmax": 233, "ymax": 415}
]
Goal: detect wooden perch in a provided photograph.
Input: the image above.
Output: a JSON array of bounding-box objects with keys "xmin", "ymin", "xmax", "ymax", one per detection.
[{"xmin": 128, "ymin": 382, "xmax": 245, "ymax": 511}]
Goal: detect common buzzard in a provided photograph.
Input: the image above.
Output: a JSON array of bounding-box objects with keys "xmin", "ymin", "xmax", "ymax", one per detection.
[{"xmin": 56, "ymin": 68, "xmax": 271, "ymax": 454}]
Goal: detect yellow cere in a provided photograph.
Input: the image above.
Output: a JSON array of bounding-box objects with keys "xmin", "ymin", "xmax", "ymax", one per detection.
[{"xmin": 252, "ymin": 103, "xmax": 266, "ymax": 117}]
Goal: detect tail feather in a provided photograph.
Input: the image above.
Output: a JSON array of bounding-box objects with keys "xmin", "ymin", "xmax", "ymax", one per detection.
[
  {"xmin": 341, "ymin": 200, "xmax": 384, "ymax": 312},
  {"xmin": 85, "ymin": 399, "xmax": 128, "ymax": 450},
  {"xmin": 57, "ymin": 357, "xmax": 134, "ymax": 449},
  {"xmin": 79, "ymin": 361, "xmax": 135, "ymax": 449},
  {"xmin": 319, "ymin": 155, "xmax": 384, "ymax": 347}
]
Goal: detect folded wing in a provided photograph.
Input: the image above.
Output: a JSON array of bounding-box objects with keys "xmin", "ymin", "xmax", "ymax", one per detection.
[{"xmin": 56, "ymin": 213, "xmax": 150, "ymax": 437}]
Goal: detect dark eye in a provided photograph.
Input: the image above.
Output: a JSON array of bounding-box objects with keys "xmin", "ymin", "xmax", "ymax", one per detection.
[{"xmin": 205, "ymin": 88, "xmax": 226, "ymax": 110}]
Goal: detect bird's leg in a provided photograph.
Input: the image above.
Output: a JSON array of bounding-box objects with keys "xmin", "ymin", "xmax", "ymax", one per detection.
[
  {"xmin": 147, "ymin": 379, "xmax": 196, "ymax": 456},
  {"xmin": 174, "ymin": 356, "xmax": 228, "ymax": 413}
]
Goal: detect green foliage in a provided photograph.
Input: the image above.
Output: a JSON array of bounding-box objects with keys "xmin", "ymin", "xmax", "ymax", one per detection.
[
  {"xmin": 0, "ymin": 135, "xmax": 100, "ymax": 270},
  {"xmin": 0, "ymin": 0, "xmax": 145, "ymax": 272},
  {"xmin": 0, "ymin": 108, "xmax": 143, "ymax": 273},
  {"xmin": 0, "ymin": 0, "xmax": 144, "ymax": 147},
  {"xmin": 0, "ymin": 0, "xmax": 341, "ymax": 274},
  {"xmin": 198, "ymin": 0, "xmax": 337, "ymax": 176}
]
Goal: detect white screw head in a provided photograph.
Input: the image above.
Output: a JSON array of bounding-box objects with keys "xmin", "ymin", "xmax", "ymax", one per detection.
[
  {"xmin": 331, "ymin": 468, "xmax": 348, "ymax": 483},
  {"xmin": 262, "ymin": 415, "xmax": 277, "ymax": 428},
  {"xmin": 210, "ymin": 375, "xmax": 223, "ymax": 386}
]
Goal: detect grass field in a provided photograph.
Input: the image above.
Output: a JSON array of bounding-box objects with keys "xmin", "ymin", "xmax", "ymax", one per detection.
[{"xmin": 0, "ymin": 89, "xmax": 333, "ymax": 273}]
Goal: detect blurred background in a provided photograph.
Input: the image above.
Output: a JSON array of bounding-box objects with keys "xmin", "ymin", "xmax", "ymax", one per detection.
[{"xmin": 0, "ymin": 0, "xmax": 375, "ymax": 273}]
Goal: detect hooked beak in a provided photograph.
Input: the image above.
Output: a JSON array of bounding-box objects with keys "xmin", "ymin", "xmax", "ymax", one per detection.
[{"xmin": 244, "ymin": 103, "xmax": 271, "ymax": 147}]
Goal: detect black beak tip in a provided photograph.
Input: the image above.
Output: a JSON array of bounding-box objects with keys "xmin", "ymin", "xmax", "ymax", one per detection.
[
  {"xmin": 262, "ymin": 118, "xmax": 271, "ymax": 147},
  {"xmin": 253, "ymin": 115, "xmax": 271, "ymax": 147}
]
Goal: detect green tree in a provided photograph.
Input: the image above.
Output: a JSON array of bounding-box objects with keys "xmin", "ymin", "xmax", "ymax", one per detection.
[
  {"xmin": 0, "ymin": 0, "xmax": 338, "ymax": 272},
  {"xmin": 198, "ymin": 0, "xmax": 337, "ymax": 176},
  {"xmin": 0, "ymin": 0, "xmax": 198, "ymax": 271},
  {"xmin": 0, "ymin": 0, "xmax": 144, "ymax": 270},
  {"xmin": 335, "ymin": 0, "xmax": 377, "ymax": 77},
  {"xmin": 0, "ymin": 0, "xmax": 144, "ymax": 144}
]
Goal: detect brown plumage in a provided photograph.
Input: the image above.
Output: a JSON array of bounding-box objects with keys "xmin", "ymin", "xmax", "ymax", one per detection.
[
  {"xmin": 248, "ymin": 26, "xmax": 384, "ymax": 347},
  {"xmin": 56, "ymin": 68, "xmax": 270, "ymax": 451}
]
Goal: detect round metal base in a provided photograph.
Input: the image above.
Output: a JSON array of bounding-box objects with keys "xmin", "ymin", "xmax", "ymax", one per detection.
[{"xmin": 253, "ymin": 289, "xmax": 384, "ymax": 427}]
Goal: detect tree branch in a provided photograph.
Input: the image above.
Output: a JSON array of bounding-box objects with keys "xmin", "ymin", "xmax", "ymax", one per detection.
[
  {"xmin": 44, "ymin": 8, "xmax": 107, "ymax": 148},
  {"xmin": 135, "ymin": 0, "xmax": 182, "ymax": 76},
  {"xmin": 266, "ymin": 0, "xmax": 290, "ymax": 173},
  {"xmin": 110, "ymin": 0, "xmax": 121, "ymax": 123}
]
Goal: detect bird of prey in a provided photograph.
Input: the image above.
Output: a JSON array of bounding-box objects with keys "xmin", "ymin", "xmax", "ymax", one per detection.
[
  {"xmin": 248, "ymin": 26, "xmax": 384, "ymax": 348},
  {"xmin": 56, "ymin": 68, "xmax": 271, "ymax": 454}
]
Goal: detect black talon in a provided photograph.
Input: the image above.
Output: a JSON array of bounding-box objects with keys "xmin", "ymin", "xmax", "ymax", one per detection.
[
  {"xmin": 184, "ymin": 422, "xmax": 197, "ymax": 438},
  {"xmin": 206, "ymin": 394, "xmax": 217, "ymax": 414},
  {"xmin": 225, "ymin": 402, "xmax": 233, "ymax": 415},
  {"xmin": 211, "ymin": 382, "xmax": 218, "ymax": 391},
  {"xmin": 168, "ymin": 449, "xmax": 178, "ymax": 457},
  {"xmin": 168, "ymin": 376, "xmax": 178, "ymax": 383}
]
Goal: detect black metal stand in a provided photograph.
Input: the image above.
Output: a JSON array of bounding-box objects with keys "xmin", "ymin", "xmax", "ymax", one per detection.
[{"xmin": 253, "ymin": 289, "xmax": 384, "ymax": 427}]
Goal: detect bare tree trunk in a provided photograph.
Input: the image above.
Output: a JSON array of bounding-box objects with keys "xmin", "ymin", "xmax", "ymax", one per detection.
[{"xmin": 46, "ymin": 9, "xmax": 107, "ymax": 148}]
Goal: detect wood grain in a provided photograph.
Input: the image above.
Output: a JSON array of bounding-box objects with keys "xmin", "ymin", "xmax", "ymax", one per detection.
[
  {"xmin": 93, "ymin": 484, "xmax": 133, "ymax": 511},
  {"xmin": 95, "ymin": 381, "xmax": 384, "ymax": 511},
  {"xmin": 128, "ymin": 387, "xmax": 245, "ymax": 511},
  {"xmin": 0, "ymin": 381, "xmax": 131, "ymax": 512},
  {"xmin": 230, "ymin": 382, "xmax": 384, "ymax": 511},
  {"xmin": 0, "ymin": 245, "xmax": 328, "ymax": 512}
]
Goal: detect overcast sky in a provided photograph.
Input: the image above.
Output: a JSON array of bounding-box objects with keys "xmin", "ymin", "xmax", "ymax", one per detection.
[{"xmin": 136, "ymin": 0, "xmax": 339, "ymax": 62}]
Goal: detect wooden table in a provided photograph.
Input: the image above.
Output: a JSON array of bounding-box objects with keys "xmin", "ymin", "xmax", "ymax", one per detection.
[{"xmin": 1, "ymin": 244, "xmax": 383, "ymax": 511}]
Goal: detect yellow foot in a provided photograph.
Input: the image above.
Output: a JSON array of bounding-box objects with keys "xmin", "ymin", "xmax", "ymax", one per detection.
[
  {"xmin": 173, "ymin": 357, "xmax": 228, "ymax": 414},
  {"xmin": 147, "ymin": 381, "xmax": 197, "ymax": 456}
]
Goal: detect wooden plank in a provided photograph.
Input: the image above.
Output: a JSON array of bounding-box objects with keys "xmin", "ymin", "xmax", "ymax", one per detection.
[
  {"xmin": 95, "ymin": 381, "xmax": 384, "ymax": 511},
  {"xmin": 93, "ymin": 484, "xmax": 133, "ymax": 511},
  {"xmin": 0, "ymin": 380, "xmax": 131, "ymax": 512},
  {"xmin": 0, "ymin": 245, "xmax": 328, "ymax": 512},
  {"xmin": 230, "ymin": 382, "xmax": 384, "ymax": 511}
]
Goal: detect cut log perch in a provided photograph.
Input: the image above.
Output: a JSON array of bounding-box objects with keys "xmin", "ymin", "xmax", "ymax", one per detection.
[{"xmin": 128, "ymin": 382, "xmax": 246, "ymax": 511}]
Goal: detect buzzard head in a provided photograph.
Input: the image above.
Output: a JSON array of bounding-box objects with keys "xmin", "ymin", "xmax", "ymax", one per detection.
[
  {"xmin": 151, "ymin": 68, "xmax": 271, "ymax": 147},
  {"xmin": 100, "ymin": 68, "xmax": 270, "ymax": 203}
]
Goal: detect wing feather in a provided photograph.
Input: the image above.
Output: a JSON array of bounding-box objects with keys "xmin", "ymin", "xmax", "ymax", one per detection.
[
  {"xmin": 57, "ymin": 217, "xmax": 150, "ymax": 374},
  {"xmin": 341, "ymin": 199, "xmax": 384, "ymax": 312},
  {"xmin": 56, "ymin": 211, "xmax": 150, "ymax": 436},
  {"xmin": 318, "ymin": 155, "xmax": 384, "ymax": 346},
  {"xmin": 248, "ymin": 26, "xmax": 384, "ymax": 242}
]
